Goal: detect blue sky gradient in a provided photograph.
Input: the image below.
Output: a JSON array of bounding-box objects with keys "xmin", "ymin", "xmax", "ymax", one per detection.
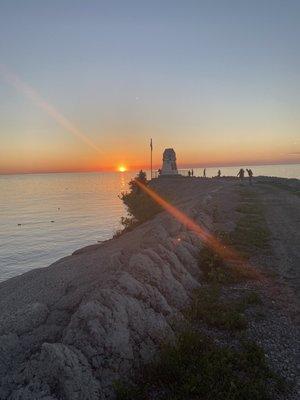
[{"xmin": 0, "ymin": 0, "xmax": 299, "ymax": 172}]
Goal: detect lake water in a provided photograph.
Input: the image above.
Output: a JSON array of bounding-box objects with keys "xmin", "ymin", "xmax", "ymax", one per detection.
[
  {"xmin": 0, "ymin": 172, "xmax": 132, "ymax": 282},
  {"xmin": 0, "ymin": 164, "xmax": 299, "ymax": 282}
]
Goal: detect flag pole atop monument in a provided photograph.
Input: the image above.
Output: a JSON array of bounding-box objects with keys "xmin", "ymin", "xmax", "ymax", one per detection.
[{"xmin": 150, "ymin": 138, "xmax": 153, "ymax": 179}]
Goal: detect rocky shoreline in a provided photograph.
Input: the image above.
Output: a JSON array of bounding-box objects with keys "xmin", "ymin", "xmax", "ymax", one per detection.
[{"xmin": 0, "ymin": 177, "xmax": 299, "ymax": 399}]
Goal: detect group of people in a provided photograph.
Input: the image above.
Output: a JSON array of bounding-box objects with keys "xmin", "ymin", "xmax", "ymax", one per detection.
[
  {"xmin": 200, "ymin": 167, "xmax": 253, "ymax": 184},
  {"xmin": 237, "ymin": 168, "xmax": 253, "ymax": 184},
  {"xmin": 202, "ymin": 168, "xmax": 221, "ymax": 178},
  {"xmin": 159, "ymin": 167, "xmax": 254, "ymax": 184}
]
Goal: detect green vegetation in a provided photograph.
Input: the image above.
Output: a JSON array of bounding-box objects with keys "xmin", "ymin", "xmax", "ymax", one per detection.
[
  {"xmin": 232, "ymin": 188, "xmax": 270, "ymax": 255},
  {"xmin": 199, "ymin": 187, "xmax": 270, "ymax": 283},
  {"xmin": 114, "ymin": 186, "xmax": 283, "ymax": 400},
  {"xmin": 116, "ymin": 170, "xmax": 162, "ymax": 235},
  {"xmin": 236, "ymin": 291, "xmax": 263, "ymax": 310},
  {"xmin": 187, "ymin": 286, "xmax": 247, "ymax": 330},
  {"xmin": 115, "ymin": 329, "xmax": 282, "ymax": 400},
  {"xmin": 187, "ymin": 286, "xmax": 262, "ymax": 331},
  {"xmin": 199, "ymin": 245, "xmax": 259, "ymax": 284}
]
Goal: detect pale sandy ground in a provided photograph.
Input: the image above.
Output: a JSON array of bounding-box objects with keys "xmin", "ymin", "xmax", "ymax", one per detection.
[{"xmin": 0, "ymin": 176, "xmax": 299, "ymax": 399}]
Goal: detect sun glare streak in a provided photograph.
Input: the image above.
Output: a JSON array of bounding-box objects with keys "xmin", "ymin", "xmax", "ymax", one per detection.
[
  {"xmin": 135, "ymin": 179, "xmax": 241, "ymax": 262},
  {"xmin": 0, "ymin": 64, "xmax": 103, "ymax": 154}
]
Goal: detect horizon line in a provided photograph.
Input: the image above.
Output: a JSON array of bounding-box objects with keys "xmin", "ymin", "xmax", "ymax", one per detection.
[{"xmin": 1, "ymin": 160, "xmax": 299, "ymax": 176}]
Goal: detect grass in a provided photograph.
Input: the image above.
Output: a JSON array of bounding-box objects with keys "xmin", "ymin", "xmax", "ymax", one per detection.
[
  {"xmin": 232, "ymin": 189, "xmax": 270, "ymax": 254},
  {"xmin": 231, "ymin": 217, "xmax": 269, "ymax": 253},
  {"xmin": 187, "ymin": 286, "xmax": 247, "ymax": 330},
  {"xmin": 236, "ymin": 291, "xmax": 262, "ymax": 310},
  {"xmin": 199, "ymin": 245, "xmax": 259, "ymax": 284},
  {"xmin": 114, "ymin": 186, "xmax": 283, "ymax": 400},
  {"xmin": 115, "ymin": 329, "xmax": 283, "ymax": 400},
  {"xmin": 199, "ymin": 187, "xmax": 270, "ymax": 284},
  {"xmin": 187, "ymin": 286, "xmax": 262, "ymax": 331}
]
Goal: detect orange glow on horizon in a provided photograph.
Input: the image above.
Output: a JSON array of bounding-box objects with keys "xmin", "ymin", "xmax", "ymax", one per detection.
[{"xmin": 0, "ymin": 66, "xmax": 299, "ymax": 175}]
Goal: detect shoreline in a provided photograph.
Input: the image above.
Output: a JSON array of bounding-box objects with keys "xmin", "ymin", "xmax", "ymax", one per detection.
[{"xmin": 1, "ymin": 174, "xmax": 298, "ymax": 285}]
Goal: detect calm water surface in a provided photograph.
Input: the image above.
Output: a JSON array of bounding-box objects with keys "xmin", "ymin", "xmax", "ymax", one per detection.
[
  {"xmin": 0, "ymin": 172, "xmax": 133, "ymax": 282},
  {"xmin": 0, "ymin": 164, "xmax": 299, "ymax": 282}
]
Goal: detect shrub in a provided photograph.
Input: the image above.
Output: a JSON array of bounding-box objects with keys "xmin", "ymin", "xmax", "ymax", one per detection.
[
  {"xmin": 115, "ymin": 330, "xmax": 283, "ymax": 400},
  {"xmin": 199, "ymin": 245, "xmax": 258, "ymax": 284},
  {"xmin": 187, "ymin": 286, "xmax": 247, "ymax": 330},
  {"xmin": 119, "ymin": 170, "xmax": 162, "ymax": 232}
]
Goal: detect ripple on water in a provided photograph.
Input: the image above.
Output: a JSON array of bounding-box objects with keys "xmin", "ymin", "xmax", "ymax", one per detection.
[{"xmin": 0, "ymin": 172, "xmax": 133, "ymax": 282}]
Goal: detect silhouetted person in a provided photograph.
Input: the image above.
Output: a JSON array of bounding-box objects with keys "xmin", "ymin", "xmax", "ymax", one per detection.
[
  {"xmin": 203, "ymin": 168, "xmax": 206, "ymax": 178},
  {"xmin": 188, "ymin": 170, "xmax": 191, "ymax": 177},
  {"xmin": 217, "ymin": 169, "xmax": 221, "ymax": 178},
  {"xmin": 237, "ymin": 168, "xmax": 245, "ymax": 181},
  {"xmin": 246, "ymin": 168, "xmax": 253, "ymax": 185},
  {"xmin": 191, "ymin": 169, "xmax": 194, "ymax": 176}
]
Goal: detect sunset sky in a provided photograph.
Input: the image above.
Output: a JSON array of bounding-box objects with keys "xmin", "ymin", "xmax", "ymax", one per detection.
[{"xmin": 0, "ymin": 0, "xmax": 299, "ymax": 174}]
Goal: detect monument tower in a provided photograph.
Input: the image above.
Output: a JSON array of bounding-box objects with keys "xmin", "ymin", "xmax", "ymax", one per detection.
[{"xmin": 161, "ymin": 148, "xmax": 178, "ymax": 175}]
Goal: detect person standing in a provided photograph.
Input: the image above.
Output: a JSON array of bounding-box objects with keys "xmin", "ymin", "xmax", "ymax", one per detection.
[
  {"xmin": 203, "ymin": 168, "xmax": 206, "ymax": 178},
  {"xmin": 217, "ymin": 169, "xmax": 221, "ymax": 178},
  {"xmin": 246, "ymin": 168, "xmax": 253, "ymax": 185},
  {"xmin": 237, "ymin": 168, "xmax": 245, "ymax": 181}
]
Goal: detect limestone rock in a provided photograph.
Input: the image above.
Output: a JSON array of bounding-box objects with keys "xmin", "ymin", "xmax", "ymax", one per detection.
[{"xmin": 0, "ymin": 303, "xmax": 49, "ymax": 336}]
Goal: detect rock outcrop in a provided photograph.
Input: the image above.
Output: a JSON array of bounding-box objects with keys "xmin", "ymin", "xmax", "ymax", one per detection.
[{"xmin": 0, "ymin": 178, "xmax": 222, "ymax": 400}]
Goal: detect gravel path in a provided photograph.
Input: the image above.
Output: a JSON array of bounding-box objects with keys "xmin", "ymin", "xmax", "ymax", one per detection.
[
  {"xmin": 256, "ymin": 181, "xmax": 300, "ymax": 300},
  {"xmin": 235, "ymin": 180, "xmax": 300, "ymax": 399},
  {"xmin": 205, "ymin": 178, "xmax": 300, "ymax": 399}
]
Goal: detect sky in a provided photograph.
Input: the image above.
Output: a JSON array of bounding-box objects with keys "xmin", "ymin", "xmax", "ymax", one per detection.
[{"xmin": 0, "ymin": 0, "xmax": 299, "ymax": 173}]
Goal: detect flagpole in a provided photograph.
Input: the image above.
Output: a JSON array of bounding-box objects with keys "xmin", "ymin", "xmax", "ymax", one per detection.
[{"xmin": 150, "ymin": 138, "xmax": 153, "ymax": 179}]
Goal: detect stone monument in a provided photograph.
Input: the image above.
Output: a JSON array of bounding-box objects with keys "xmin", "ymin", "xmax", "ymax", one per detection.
[{"xmin": 161, "ymin": 148, "xmax": 178, "ymax": 175}]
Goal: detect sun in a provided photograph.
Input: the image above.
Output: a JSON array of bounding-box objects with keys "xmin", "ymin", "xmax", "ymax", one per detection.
[{"xmin": 118, "ymin": 165, "xmax": 127, "ymax": 172}]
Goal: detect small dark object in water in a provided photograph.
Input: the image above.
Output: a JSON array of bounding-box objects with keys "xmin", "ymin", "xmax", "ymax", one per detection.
[
  {"xmin": 51, "ymin": 220, "xmax": 55, "ymax": 223},
  {"xmin": 17, "ymin": 223, "xmax": 21, "ymax": 226},
  {"xmin": 58, "ymin": 207, "xmax": 60, "ymax": 210}
]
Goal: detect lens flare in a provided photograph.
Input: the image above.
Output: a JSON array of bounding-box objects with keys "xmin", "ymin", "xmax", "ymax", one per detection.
[
  {"xmin": 135, "ymin": 179, "xmax": 242, "ymax": 262},
  {"xmin": 0, "ymin": 64, "xmax": 102, "ymax": 154}
]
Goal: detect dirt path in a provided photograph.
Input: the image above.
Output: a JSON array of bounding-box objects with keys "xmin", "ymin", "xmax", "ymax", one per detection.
[{"xmin": 255, "ymin": 182, "xmax": 300, "ymax": 300}]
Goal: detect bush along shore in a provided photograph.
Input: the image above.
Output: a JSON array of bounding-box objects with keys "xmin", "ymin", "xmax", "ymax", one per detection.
[
  {"xmin": 115, "ymin": 170, "xmax": 163, "ymax": 236},
  {"xmin": 115, "ymin": 180, "xmax": 299, "ymax": 400},
  {"xmin": 0, "ymin": 176, "xmax": 299, "ymax": 400}
]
